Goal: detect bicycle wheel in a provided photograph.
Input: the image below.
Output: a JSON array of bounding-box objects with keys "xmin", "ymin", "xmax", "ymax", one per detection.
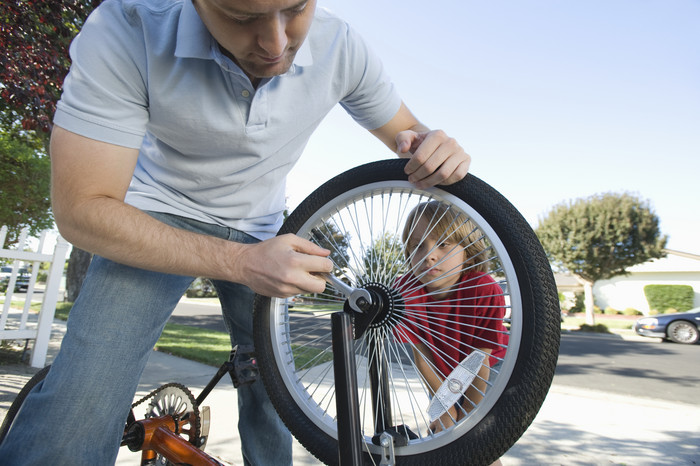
[
  {"xmin": 254, "ymin": 159, "xmax": 560, "ymax": 465},
  {"xmin": 0, "ymin": 365, "xmax": 51, "ymax": 443}
]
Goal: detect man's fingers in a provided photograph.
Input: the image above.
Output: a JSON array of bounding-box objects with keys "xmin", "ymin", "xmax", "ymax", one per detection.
[
  {"xmin": 396, "ymin": 130, "xmax": 426, "ymax": 160},
  {"xmin": 286, "ymin": 233, "xmax": 331, "ymax": 257},
  {"xmin": 395, "ymin": 131, "xmax": 413, "ymax": 155},
  {"xmin": 399, "ymin": 130, "xmax": 470, "ymax": 188},
  {"xmin": 406, "ymin": 132, "xmax": 450, "ymax": 178},
  {"xmin": 396, "ymin": 138, "xmax": 410, "ymax": 155},
  {"xmin": 238, "ymin": 234, "xmax": 335, "ymax": 298},
  {"xmin": 412, "ymin": 157, "xmax": 470, "ymax": 188},
  {"xmin": 403, "ymin": 130, "xmax": 450, "ymax": 174}
]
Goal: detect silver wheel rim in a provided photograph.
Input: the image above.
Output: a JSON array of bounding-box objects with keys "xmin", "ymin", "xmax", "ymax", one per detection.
[{"xmin": 266, "ymin": 182, "xmax": 523, "ymax": 456}]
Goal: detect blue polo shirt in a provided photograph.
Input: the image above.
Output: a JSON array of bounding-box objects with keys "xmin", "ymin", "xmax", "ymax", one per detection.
[{"xmin": 54, "ymin": 0, "xmax": 401, "ymax": 239}]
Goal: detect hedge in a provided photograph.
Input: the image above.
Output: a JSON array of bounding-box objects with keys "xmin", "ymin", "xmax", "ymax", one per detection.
[{"xmin": 643, "ymin": 284, "xmax": 695, "ymax": 313}]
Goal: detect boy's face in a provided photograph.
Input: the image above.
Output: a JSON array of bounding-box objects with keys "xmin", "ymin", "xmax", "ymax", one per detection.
[
  {"xmin": 194, "ymin": 0, "xmax": 316, "ymax": 85},
  {"xmin": 407, "ymin": 218, "xmax": 466, "ymax": 296}
]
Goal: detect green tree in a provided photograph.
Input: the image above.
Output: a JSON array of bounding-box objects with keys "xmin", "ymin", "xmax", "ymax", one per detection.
[
  {"xmin": 310, "ymin": 223, "xmax": 350, "ymax": 276},
  {"xmin": 1, "ymin": 0, "xmax": 99, "ymax": 139},
  {"xmin": 0, "ymin": 133, "xmax": 52, "ymax": 245},
  {"xmin": 1, "ymin": 0, "xmax": 101, "ymax": 300},
  {"xmin": 362, "ymin": 233, "xmax": 406, "ymax": 284},
  {"xmin": 536, "ymin": 192, "xmax": 667, "ymax": 324}
]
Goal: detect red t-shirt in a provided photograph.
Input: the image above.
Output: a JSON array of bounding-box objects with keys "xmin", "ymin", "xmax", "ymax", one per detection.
[{"xmin": 395, "ymin": 271, "xmax": 509, "ymax": 377}]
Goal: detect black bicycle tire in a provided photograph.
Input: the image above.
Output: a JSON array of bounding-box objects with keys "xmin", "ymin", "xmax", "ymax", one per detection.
[
  {"xmin": 0, "ymin": 364, "xmax": 51, "ymax": 444},
  {"xmin": 254, "ymin": 159, "xmax": 560, "ymax": 465}
]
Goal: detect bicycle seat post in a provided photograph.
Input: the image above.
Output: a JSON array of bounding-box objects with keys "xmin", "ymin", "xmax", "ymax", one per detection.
[{"xmin": 331, "ymin": 311, "xmax": 363, "ymax": 466}]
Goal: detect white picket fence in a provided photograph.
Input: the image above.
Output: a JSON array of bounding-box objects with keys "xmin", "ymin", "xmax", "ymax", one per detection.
[{"xmin": 1, "ymin": 225, "xmax": 70, "ymax": 368}]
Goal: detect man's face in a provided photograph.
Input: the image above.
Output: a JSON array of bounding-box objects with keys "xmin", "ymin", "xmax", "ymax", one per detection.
[{"xmin": 194, "ymin": 0, "xmax": 316, "ymax": 85}]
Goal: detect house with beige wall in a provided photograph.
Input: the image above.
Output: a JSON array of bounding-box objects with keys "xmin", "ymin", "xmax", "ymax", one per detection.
[{"xmin": 593, "ymin": 249, "xmax": 700, "ymax": 315}]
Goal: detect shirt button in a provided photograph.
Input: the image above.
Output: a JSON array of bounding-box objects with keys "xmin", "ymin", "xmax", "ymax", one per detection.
[{"xmin": 241, "ymin": 90, "xmax": 250, "ymax": 98}]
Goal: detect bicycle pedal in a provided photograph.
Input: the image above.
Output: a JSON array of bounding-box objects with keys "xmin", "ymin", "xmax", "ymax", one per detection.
[{"xmin": 229, "ymin": 344, "xmax": 259, "ymax": 387}]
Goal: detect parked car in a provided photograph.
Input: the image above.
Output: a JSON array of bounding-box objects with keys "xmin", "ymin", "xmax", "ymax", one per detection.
[
  {"xmin": 13, "ymin": 271, "xmax": 31, "ymax": 292},
  {"xmin": 634, "ymin": 308, "xmax": 700, "ymax": 344},
  {"xmin": 286, "ymin": 296, "xmax": 303, "ymax": 309},
  {"xmin": 0, "ymin": 266, "xmax": 31, "ymax": 292},
  {"xmin": 0, "ymin": 266, "xmax": 12, "ymax": 281}
]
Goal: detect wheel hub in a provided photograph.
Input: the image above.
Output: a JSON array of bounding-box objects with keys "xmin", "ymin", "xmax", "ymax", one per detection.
[{"xmin": 348, "ymin": 282, "xmax": 405, "ymax": 339}]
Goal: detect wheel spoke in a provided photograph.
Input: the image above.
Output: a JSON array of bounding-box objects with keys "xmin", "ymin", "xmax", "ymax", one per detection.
[
  {"xmin": 254, "ymin": 161, "xmax": 559, "ymax": 465},
  {"xmin": 271, "ymin": 185, "xmax": 517, "ymax": 445}
]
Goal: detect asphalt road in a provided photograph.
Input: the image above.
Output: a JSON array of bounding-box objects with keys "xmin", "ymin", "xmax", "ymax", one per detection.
[
  {"xmin": 555, "ymin": 331, "xmax": 698, "ymax": 404},
  {"xmin": 170, "ymin": 300, "xmax": 699, "ymax": 405},
  {"xmin": 170, "ymin": 300, "xmax": 228, "ymax": 331}
]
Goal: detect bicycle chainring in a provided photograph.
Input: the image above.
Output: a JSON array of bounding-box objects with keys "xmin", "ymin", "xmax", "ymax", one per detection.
[{"xmin": 133, "ymin": 383, "xmax": 202, "ymax": 465}]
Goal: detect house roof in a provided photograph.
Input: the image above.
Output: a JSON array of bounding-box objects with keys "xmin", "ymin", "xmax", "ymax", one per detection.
[
  {"xmin": 554, "ymin": 272, "xmax": 584, "ymax": 289},
  {"xmin": 627, "ymin": 249, "xmax": 700, "ymax": 273}
]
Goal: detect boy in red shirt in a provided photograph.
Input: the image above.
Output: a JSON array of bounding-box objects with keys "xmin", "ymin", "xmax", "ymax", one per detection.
[{"xmin": 396, "ymin": 201, "xmax": 509, "ymax": 436}]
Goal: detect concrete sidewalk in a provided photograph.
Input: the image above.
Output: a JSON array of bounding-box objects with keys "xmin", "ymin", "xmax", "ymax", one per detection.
[{"xmin": 2, "ymin": 320, "xmax": 698, "ymax": 465}]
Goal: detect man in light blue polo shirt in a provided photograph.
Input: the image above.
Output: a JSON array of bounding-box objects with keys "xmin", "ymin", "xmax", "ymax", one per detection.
[{"xmin": 0, "ymin": 0, "xmax": 470, "ymax": 464}]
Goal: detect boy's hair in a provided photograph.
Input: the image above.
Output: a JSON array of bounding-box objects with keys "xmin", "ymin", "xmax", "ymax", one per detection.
[{"xmin": 401, "ymin": 201, "xmax": 490, "ymax": 274}]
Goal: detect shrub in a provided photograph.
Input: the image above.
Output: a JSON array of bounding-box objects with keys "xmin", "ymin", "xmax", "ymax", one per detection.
[
  {"xmin": 185, "ymin": 278, "xmax": 218, "ymax": 298},
  {"xmin": 569, "ymin": 292, "xmax": 585, "ymax": 313},
  {"xmin": 623, "ymin": 307, "xmax": 641, "ymax": 316},
  {"xmin": 603, "ymin": 306, "xmax": 619, "ymax": 315},
  {"xmin": 643, "ymin": 285, "xmax": 694, "ymax": 313},
  {"xmin": 558, "ymin": 291, "xmax": 569, "ymax": 311},
  {"xmin": 578, "ymin": 323, "xmax": 611, "ymax": 333}
]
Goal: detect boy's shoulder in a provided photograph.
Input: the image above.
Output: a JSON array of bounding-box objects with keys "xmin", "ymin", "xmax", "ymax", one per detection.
[{"xmin": 461, "ymin": 270, "xmax": 496, "ymax": 283}]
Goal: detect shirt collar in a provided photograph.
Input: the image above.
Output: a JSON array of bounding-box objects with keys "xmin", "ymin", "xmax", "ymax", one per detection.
[
  {"xmin": 174, "ymin": 0, "xmax": 212, "ymax": 59},
  {"xmin": 175, "ymin": 0, "xmax": 313, "ymax": 69}
]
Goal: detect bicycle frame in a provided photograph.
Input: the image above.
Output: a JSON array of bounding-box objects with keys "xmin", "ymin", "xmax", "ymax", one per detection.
[
  {"xmin": 120, "ymin": 344, "xmax": 258, "ymax": 466},
  {"xmin": 123, "ymin": 413, "xmax": 223, "ymax": 466},
  {"xmin": 120, "ymin": 314, "xmax": 392, "ymax": 466}
]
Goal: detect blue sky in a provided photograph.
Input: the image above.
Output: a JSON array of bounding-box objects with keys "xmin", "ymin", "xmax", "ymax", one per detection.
[{"xmin": 286, "ymin": 0, "xmax": 700, "ymax": 254}]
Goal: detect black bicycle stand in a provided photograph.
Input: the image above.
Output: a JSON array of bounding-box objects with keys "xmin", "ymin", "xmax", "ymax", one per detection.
[{"xmin": 332, "ymin": 312, "xmax": 364, "ymax": 466}]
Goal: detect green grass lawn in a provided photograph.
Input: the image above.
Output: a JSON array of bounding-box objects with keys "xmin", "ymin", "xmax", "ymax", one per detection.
[
  {"xmin": 2, "ymin": 299, "xmax": 234, "ymax": 367},
  {"xmin": 4, "ymin": 299, "xmax": 336, "ymax": 368},
  {"xmin": 1, "ymin": 297, "xmax": 640, "ymax": 368},
  {"xmin": 156, "ymin": 322, "xmax": 232, "ymax": 367},
  {"xmin": 563, "ymin": 314, "xmax": 636, "ymax": 329}
]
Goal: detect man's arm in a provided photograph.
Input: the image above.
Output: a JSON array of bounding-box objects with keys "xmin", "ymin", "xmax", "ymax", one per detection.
[
  {"xmin": 50, "ymin": 126, "xmax": 332, "ymax": 297},
  {"xmin": 370, "ymin": 102, "xmax": 471, "ymax": 189}
]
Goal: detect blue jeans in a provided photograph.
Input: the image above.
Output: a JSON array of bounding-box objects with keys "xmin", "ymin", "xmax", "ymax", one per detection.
[{"xmin": 0, "ymin": 212, "xmax": 292, "ymax": 466}]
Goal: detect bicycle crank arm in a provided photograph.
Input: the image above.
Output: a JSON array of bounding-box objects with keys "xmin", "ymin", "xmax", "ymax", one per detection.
[{"xmin": 321, "ymin": 272, "xmax": 373, "ymax": 313}]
